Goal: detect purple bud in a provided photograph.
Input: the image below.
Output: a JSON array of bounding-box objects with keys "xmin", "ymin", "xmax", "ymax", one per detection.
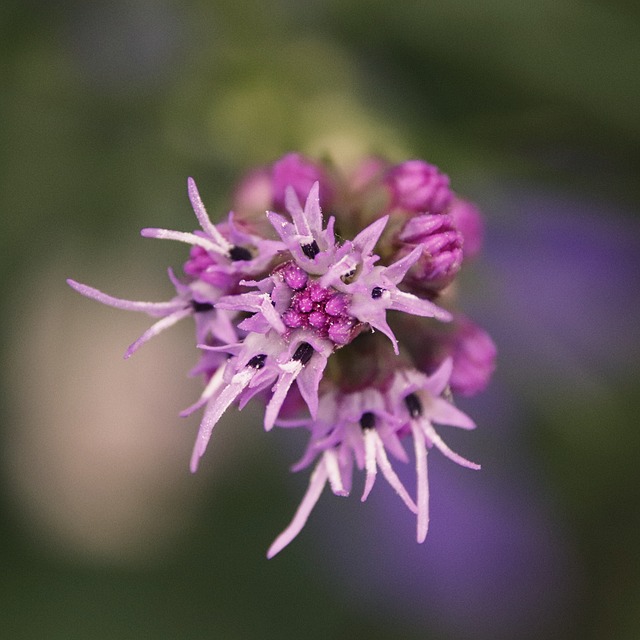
[
  {"xmin": 385, "ymin": 160, "xmax": 452, "ymax": 214},
  {"xmin": 449, "ymin": 197, "xmax": 484, "ymax": 259},
  {"xmin": 448, "ymin": 317, "xmax": 497, "ymax": 396},
  {"xmin": 295, "ymin": 293, "xmax": 314, "ymax": 313},
  {"xmin": 328, "ymin": 318, "xmax": 354, "ymax": 345},
  {"xmin": 397, "ymin": 214, "xmax": 464, "ymax": 291},
  {"xmin": 272, "ymin": 153, "xmax": 333, "ymax": 211},
  {"xmin": 232, "ymin": 167, "xmax": 274, "ymax": 214},
  {"xmin": 324, "ymin": 293, "xmax": 348, "ymax": 316},
  {"xmin": 282, "ymin": 308, "xmax": 305, "ymax": 329},
  {"xmin": 308, "ymin": 282, "xmax": 330, "ymax": 303},
  {"xmin": 308, "ymin": 310, "xmax": 327, "ymax": 329},
  {"xmin": 282, "ymin": 262, "xmax": 308, "ymax": 290},
  {"xmin": 347, "ymin": 156, "xmax": 389, "ymax": 192}
]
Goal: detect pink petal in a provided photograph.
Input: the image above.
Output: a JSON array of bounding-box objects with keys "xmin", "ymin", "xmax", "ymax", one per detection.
[
  {"xmin": 411, "ymin": 421, "xmax": 430, "ymax": 543},
  {"xmin": 140, "ymin": 228, "xmax": 228, "ymax": 255},
  {"xmin": 187, "ymin": 177, "xmax": 232, "ymax": 250},
  {"xmin": 429, "ymin": 396, "xmax": 476, "ymax": 430},
  {"xmin": 421, "ymin": 419, "xmax": 481, "ymax": 470},
  {"xmin": 375, "ymin": 434, "xmax": 417, "ymax": 514},
  {"xmin": 324, "ymin": 449, "xmax": 348, "ymax": 496},
  {"xmin": 264, "ymin": 362, "xmax": 302, "ymax": 431},
  {"xmin": 124, "ymin": 307, "xmax": 192, "ymax": 358},
  {"xmin": 190, "ymin": 368, "xmax": 254, "ymax": 472},
  {"xmin": 266, "ymin": 461, "xmax": 328, "ymax": 559},
  {"xmin": 390, "ymin": 290, "xmax": 452, "ymax": 322},
  {"xmin": 361, "ymin": 429, "xmax": 378, "ymax": 502},
  {"xmin": 352, "ymin": 215, "xmax": 388, "ymax": 256},
  {"xmin": 66, "ymin": 279, "xmax": 183, "ymax": 316}
]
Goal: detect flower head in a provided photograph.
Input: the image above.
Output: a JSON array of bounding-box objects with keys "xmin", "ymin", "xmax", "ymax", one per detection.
[{"xmin": 68, "ymin": 153, "xmax": 494, "ymax": 557}]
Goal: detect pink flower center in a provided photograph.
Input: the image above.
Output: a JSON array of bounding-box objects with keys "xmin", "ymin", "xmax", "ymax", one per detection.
[{"xmin": 279, "ymin": 262, "xmax": 356, "ymax": 346}]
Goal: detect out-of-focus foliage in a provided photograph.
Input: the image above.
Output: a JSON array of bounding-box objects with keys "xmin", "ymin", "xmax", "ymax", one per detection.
[{"xmin": 1, "ymin": 1, "xmax": 639, "ymax": 638}]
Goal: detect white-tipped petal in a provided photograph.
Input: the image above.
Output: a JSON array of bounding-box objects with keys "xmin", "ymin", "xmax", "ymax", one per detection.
[
  {"xmin": 374, "ymin": 434, "xmax": 418, "ymax": 514},
  {"xmin": 187, "ymin": 177, "xmax": 233, "ymax": 252},
  {"xmin": 421, "ymin": 419, "xmax": 481, "ymax": 470},
  {"xmin": 67, "ymin": 279, "xmax": 183, "ymax": 316},
  {"xmin": 264, "ymin": 361, "xmax": 302, "ymax": 431},
  {"xmin": 361, "ymin": 429, "xmax": 378, "ymax": 502},
  {"xmin": 140, "ymin": 228, "xmax": 228, "ymax": 256},
  {"xmin": 267, "ymin": 462, "xmax": 328, "ymax": 559},
  {"xmin": 190, "ymin": 368, "xmax": 254, "ymax": 472},
  {"xmin": 412, "ymin": 421, "xmax": 430, "ymax": 543},
  {"xmin": 324, "ymin": 449, "xmax": 348, "ymax": 496},
  {"xmin": 124, "ymin": 307, "xmax": 192, "ymax": 358}
]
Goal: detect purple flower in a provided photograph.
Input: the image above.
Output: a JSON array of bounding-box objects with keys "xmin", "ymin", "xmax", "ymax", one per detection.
[
  {"xmin": 190, "ymin": 182, "xmax": 452, "ymax": 468},
  {"xmin": 68, "ymin": 154, "xmax": 494, "ymax": 557}
]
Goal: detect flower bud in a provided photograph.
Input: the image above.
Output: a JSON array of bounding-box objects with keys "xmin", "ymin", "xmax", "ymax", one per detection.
[
  {"xmin": 449, "ymin": 197, "xmax": 484, "ymax": 259},
  {"xmin": 272, "ymin": 153, "xmax": 334, "ymax": 211},
  {"xmin": 232, "ymin": 167, "xmax": 274, "ymax": 216},
  {"xmin": 447, "ymin": 317, "xmax": 497, "ymax": 396},
  {"xmin": 397, "ymin": 213, "xmax": 463, "ymax": 292},
  {"xmin": 385, "ymin": 160, "xmax": 452, "ymax": 214}
]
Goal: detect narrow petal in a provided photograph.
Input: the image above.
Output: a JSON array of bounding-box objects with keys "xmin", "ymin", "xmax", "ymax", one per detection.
[
  {"xmin": 364, "ymin": 314, "xmax": 399, "ymax": 355},
  {"xmin": 67, "ymin": 279, "xmax": 183, "ymax": 316},
  {"xmin": 303, "ymin": 181, "xmax": 323, "ymax": 237},
  {"xmin": 190, "ymin": 368, "xmax": 254, "ymax": 472},
  {"xmin": 375, "ymin": 434, "xmax": 418, "ymax": 513},
  {"xmin": 295, "ymin": 355, "xmax": 328, "ymax": 419},
  {"xmin": 266, "ymin": 461, "xmax": 328, "ymax": 559},
  {"xmin": 361, "ymin": 429, "xmax": 378, "ymax": 502},
  {"xmin": 382, "ymin": 246, "xmax": 423, "ymax": 283},
  {"xmin": 217, "ymin": 293, "xmax": 286, "ymax": 334},
  {"xmin": 390, "ymin": 291, "xmax": 452, "ymax": 321},
  {"xmin": 379, "ymin": 429, "xmax": 410, "ymax": 463},
  {"xmin": 284, "ymin": 186, "xmax": 306, "ymax": 233},
  {"xmin": 324, "ymin": 449, "xmax": 348, "ymax": 496},
  {"xmin": 426, "ymin": 357, "xmax": 453, "ymax": 396},
  {"xmin": 421, "ymin": 419, "xmax": 481, "ymax": 470},
  {"xmin": 429, "ymin": 396, "xmax": 476, "ymax": 430},
  {"xmin": 352, "ymin": 215, "xmax": 388, "ymax": 256},
  {"xmin": 187, "ymin": 177, "xmax": 232, "ymax": 251},
  {"xmin": 124, "ymin": 307, "xmax": 192, "ymax": 358},
  {"xmin": 264, "ymin": 361, "xmax": 302, "ymax": 431},
  {"xmin": 179, "ymin": 365, "xmax": 226, "ymax": 417},
  {"xmin": 140, "ymin": 228, "xmax": 228, "ymax": 256},
  {"xmin": 411, "ymin": 421, "xmax": 430, "ymax": 543},
  {"xmin": 265, "ymin": 211, "xmax": 295, "ymax": 243}
]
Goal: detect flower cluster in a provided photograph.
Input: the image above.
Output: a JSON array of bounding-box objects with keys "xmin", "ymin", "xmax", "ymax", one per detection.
[{"xmin": 68, "ymin": 153, "xmax": 496, "ymax": 557}]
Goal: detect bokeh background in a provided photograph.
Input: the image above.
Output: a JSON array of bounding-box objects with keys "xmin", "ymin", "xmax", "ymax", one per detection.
[{"xmin": 2, "ymin": 1, "xmax": 639, "ymax": 638}]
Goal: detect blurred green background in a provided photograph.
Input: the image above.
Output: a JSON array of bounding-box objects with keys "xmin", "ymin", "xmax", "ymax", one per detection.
[{"xmin": 2, "ymin": 1, "xmax": 639, "ymax": 638}]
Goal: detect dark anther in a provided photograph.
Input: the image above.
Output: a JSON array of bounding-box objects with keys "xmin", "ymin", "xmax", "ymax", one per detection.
[
  {"xmin": 359, "ymin": 411, "xmax": 376, "ymax": 430},
  {"xmin": 292, "ymin": 342, "xmax": 314, "ymax": 366},
  {"xmin": 341, "ymin": 269, "xmax": 356, "ymax": 284},
  {"xmin": 229, "ymin": 245, "xmax": 253, "ymax": 261},
  {"xmin": 191, "ymin": 300, "xmax": 214, "ymax": 313},
  {"xmin": 247, "ymin": 353, "xmax": 267, "ymax": 369},
  {"xmin": 371, "ymin": 286, "xmax": 384, "ymax": 299},
  {"xmin": 404, "ymin": 393, "xmax": 422, "ymax": 418},
  {"xmin": 301, "ymin": 240, "xmax": 320, "ymax": 259}
]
